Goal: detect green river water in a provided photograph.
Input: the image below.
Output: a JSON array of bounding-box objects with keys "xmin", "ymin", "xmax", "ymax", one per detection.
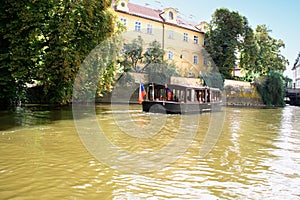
[{"xmin": 0, "ymin": 104, "xmax": 299, "ymax": 199}]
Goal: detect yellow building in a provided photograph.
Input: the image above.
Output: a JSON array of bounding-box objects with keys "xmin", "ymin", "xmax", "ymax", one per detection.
[{"xmin": 113, "ymin": 0, "xmax": 208, "ymax": 77}]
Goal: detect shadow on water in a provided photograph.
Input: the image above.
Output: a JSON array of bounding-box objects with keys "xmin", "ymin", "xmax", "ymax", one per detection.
[
  {"xmin": 0, "ymin": 105, "xmax": 75, "ymax": 131},
  {"xmin": 0, "ymin": 103, "xmax": 119, "ymax": 131}
]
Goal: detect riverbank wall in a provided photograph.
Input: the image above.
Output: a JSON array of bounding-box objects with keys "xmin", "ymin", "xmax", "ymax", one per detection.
[{"xmin": 224, "ymin": 80, "xmax": 264, "ymax": 107}]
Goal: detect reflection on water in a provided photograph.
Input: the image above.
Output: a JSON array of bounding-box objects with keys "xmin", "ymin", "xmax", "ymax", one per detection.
[{"xmin": 0, "ymin": 105, "xmax": 300, "ymax": 199}]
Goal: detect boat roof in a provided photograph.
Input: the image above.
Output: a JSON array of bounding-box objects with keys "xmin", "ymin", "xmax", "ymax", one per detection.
[{"xmin": 146, "ymin": 83, "xmax": 221, "ymax": 91}]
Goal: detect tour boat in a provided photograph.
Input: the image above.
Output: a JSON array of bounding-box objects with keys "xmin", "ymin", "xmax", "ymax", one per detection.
[{"xmin": 141, "ymin": 84, "xmax": 222, "ymax": 114}]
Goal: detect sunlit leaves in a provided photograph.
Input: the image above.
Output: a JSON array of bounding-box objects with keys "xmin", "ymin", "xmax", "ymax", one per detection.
[
  {"xmin": 1, "ymin": 0, "xmax": 116, "ymax": 106},
  {"xmin": 241, "ymin": 25, "xmax": 287, "ymax": 80},
  {"xmin": 205, "ymin": 8, "xmax": 249, "ymax": 79},
  {"xmin": 143, "ymin": 40, "xmax": 165, "ymax": 65},
  {"xmin": 121, "ymin": 36, "xmax": 144, "ymax": 72},
  {"xmin": 255, "ymin": 71, "xmax": 285, "ymax": 106}
]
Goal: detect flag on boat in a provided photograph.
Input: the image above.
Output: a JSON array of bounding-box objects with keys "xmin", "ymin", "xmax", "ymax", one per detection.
[{"xmin": 138, "ymin": 82, "xmax": 146, "ymax": 104}]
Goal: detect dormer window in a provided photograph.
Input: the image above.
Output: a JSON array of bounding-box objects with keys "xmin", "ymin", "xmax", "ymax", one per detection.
[
  {"xmin": 169, "ymin": 11, "xmax": 174, "ymax": 20},
  {"xmin": 162, "ymin": 8, "xmax": 178, "ymax": 24},
  {"xmin": 115, "ymin": 0, "xmax": 129, "ymax": 12}
]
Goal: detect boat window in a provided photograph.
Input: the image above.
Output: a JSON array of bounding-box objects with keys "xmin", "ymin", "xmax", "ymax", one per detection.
[
  {"xmin": 179, "ymin": 90, "xmax": 185, "ymax": 102},
  {"xmin": 173, "ymin": 89, "xmax": 179, "ymax": 102},
  {"xmin": 191, "ymin": 89, "xmax": 195, "ymax": 102},
  {"xmin": 199, "ymin": 89, "xmax": 206, "ymax": 103},
  {"xmin": 207, "ymin": 90, "xmax": 210, "ymax": 102},
  {"xmin": 195, "ymin": 90, "xmax": 200, "ymax": 102},
  {"xmin": 187, "ymin": 89, "xmax": 192, "ymax": 101}
]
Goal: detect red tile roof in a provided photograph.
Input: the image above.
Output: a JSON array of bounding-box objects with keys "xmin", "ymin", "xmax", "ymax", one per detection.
[
  {"xmin": 127, "ymin": 3, "xmax": 163, "ymax": 22},
  {"xmin": 114, "ymin": 1, "xmax": 203, "ymax": 33}
]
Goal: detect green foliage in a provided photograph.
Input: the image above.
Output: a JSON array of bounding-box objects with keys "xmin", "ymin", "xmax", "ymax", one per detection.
[
  {"xmin": 97, "ymin": 37, "xmax": 124, "ymax": 97},
  {"xmin": 241, "ymin": 25, "xmax": 287, "ymax": 80},
  {"xmin": 239, "ymin": 23, "xmax": 258, "ymax": 79},
  {"xmin": 145, "ymin": 62, "xmax": 180, "ymax": 85},
  {"xmin": 255, "ymin": 70, "xmax": 285, "ymax": 106},
  {"xmin": 284, "ymin": 76, "xmax": 293, "ymax": 88},
  {"xmin": 205, "ymin": 9, "xmax": 288, "ymax": 82},
  {"xmin": 200, "ymin": 72, "xmax": 225, "ymax": 90},
  {"xmin": 0, "ymin": 49, "xmax": 18, "ymax": 108},
  {"xmin": 205, "ymin": 8, "xmax": 249, "ymax": 79},
  {"xmin": 72, "ymin": 35, "xmax": 123, "ymax": 101},
  {"xmin": 117, "ymin": 72, "xmax": 135, "ymax": 86},
  {"xmin": 142, "ymin": 40, "xmax": 179, "ymax": 84},
  {"xmin": 0, "ymin": 0, "xmax": 116, "ymax": 106},
  {"xmin": 121, "ymin": 36, "xmax": 143, "ymax": 71},
  {"xmin": 143, "ymin": 40, "xmax": 165, "ymax": 65}
]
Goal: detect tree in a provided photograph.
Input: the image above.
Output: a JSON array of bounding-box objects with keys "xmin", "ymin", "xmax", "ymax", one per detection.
[
  {"xmin": 205, "ymin": 8, "xmax": 250, "ymax": 79},
  {"xmin": 241, "ymin": 25, "xmax": 287, "ymax": 79},
  {"xmin": 145, "ymin": 62, "xmax": 180, "ymax": 84},
  {"xmin": 200, "ymin": 72, "xmax": 224, "ymax": 90},
  {"xmin": 143, "ymin": 40, "xmax": 164, "ymax": 66},
  {"xmin": 142, "ymin": 40, "xmax": 179, "ymax": 84},
  {"xmin": 284, "ymin": 76, "xmax": 293, "ymax": 88},
  {"xmin": 0, "ymin": 0, "xmax": 44, "ymax": 107},
  {"xmin": 121, "ymin": 36, "xmax": 143, "ymax": 72},
  {"xmin": 255, "ymin": 70, "xmax": 285, "ymax": 106},
  {"xmin": 238, "ymin": 20, "xmax": 259, "ymax": 81},
  {"xmin": 0, "ymin": 0, "xmax": 116, "ymax": 106},
  {"xmin": 73, "ymin": 35, "xmax": 124, "ymax": 101}
]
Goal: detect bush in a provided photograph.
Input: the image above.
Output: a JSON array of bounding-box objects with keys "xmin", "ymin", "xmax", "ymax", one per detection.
[
  {"xmin": 200, "ymin": 72, "xmax": 225, "ymax": 90},
  {"xmin": 255, "ymin": 71, "xmax": 285, "ymax": 106}
]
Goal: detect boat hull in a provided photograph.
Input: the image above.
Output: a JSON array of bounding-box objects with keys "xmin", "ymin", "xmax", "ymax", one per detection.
[{"xmin": 142, "ymin": 101, "xmax": 222, "ymax": 114}]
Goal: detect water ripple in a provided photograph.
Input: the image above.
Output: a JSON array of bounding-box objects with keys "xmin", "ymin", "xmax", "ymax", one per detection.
[{"xmin": 0, "ymin": 105, "xmax": 300, "ymax": 199}]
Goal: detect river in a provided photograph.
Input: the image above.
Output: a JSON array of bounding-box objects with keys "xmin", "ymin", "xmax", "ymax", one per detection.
[{"xmin": 0, "ymin": 104, "xmax": 300, "ymax": 199}]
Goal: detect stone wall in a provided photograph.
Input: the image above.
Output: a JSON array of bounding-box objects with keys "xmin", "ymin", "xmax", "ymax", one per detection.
[{"xmin": 224, "ymin": 80, "xmax": 264, "ymax": 106}]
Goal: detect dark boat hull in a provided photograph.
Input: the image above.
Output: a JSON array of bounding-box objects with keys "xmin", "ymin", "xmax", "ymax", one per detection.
[{"xmin": 142, "ymin": 101, "xmax": 222, "ymax": 114}]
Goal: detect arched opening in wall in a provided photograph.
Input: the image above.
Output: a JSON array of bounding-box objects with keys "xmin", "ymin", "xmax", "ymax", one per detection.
[{"xmin": 169, "ymin": 11, "xmax": 174, "ymax": 20}]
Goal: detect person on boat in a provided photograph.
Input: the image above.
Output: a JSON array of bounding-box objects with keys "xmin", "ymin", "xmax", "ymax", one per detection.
[{"xmin": 165, "ymin": 84, "xmax": 172, "ymax": 101}]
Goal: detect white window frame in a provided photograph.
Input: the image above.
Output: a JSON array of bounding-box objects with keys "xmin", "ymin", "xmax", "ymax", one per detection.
[
  {"xmin": 120, "ymin": 17, "xmax": 127, "ymax": 26},
  {"xmin": 203, "ymin": 58, "xmax": 208, "ymax": 66},
  {"xmin": 193, "ymin": 55, "xmax": 198, "ymax": 64},
  {"xmin": 194, "ymin": 36, "xmax": 198, "ymax": 44},
  {"xmin": 135, "ymin": 21, "xmax": 141, "ymax": 32},
  {"xmin": 183, "ymin": 33, "xmax": 188, "ymax": 42},
  {"xmin": 147, "ymin": 24, "xmax": 153, "ymax": 34},
  {"xmin": 168, "ymin": 50, "xmax": 174, "ymax": 60},
  {"xmin": 169, "ymin": 11, "xmax": 174, "ymax": 20}
]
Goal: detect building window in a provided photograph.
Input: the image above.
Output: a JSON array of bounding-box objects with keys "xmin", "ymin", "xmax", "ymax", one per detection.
[
  {"xmin": 135, "ymin": 21, "xmax": 141, "ymax": 32},
  {"xmin": 203, "ymin": 58, "xmax": 208, "ymax": 66},
  {"xmin": 147, "ymin": 24, "xmax": 153, "ymax": 34},
  {"xmin": 193, "ymin": 55, "xmax": 198, "ymax": 64},
  {"xmin": 169, "ymin": 11, "xmax": 174, "ymax": 20},
  {"xmin": 183, "ymin": 33, "xmax": 188, "ymax": 42},
  {"xmin": 168, "ymin": 51, "xmax": 174, "ymax": 60},
  {"xmin": 169, "ymin": 30, "xmax": 174, "ymax": 39},
  {"xmin": 194, "ymin": 36, "xmax": 198, "ymax": 44},
  {"xmin": 120, "ymin": 18, "xmax": 127, "ymax": 26}
]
